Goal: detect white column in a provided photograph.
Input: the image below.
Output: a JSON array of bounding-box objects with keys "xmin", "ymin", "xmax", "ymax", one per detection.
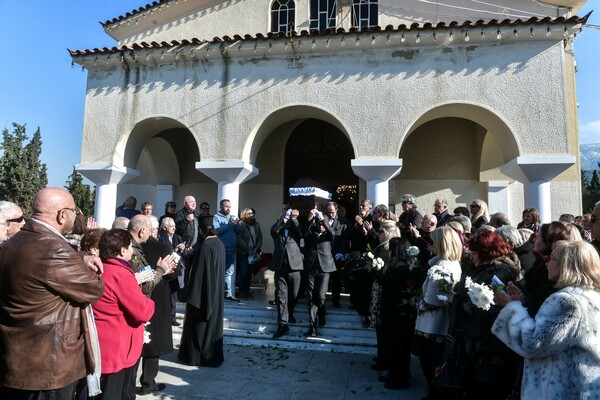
[
  {"xmin": 76, "ymin": 164, "xmax": 140, "ymax": 228},
  {"xmin": 487, "ymin": 181, "xmax": 510, "ymax": 215},
  {"xmin": 526, "ymin": 180, "xmax": 552, "ymax": 223},
  {"xmin": 351, "ymin": 159, "xmax": 403, "ymax": 207},
  {"xmin": 501, "ymin": 155, "xmax": 575, "ymax": 223},
  {"xmin": 195, "ymin": 161, "xmax": 259, "ymax": 216}
]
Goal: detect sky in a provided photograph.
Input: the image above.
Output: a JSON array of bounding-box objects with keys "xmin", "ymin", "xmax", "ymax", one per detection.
[{"xmin": 0, "ymin": 1, "xmax": 598, "ymax": 188}]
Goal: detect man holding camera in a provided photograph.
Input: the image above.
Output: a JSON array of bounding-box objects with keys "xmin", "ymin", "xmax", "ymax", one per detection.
[
  {"xmin": 269, "ymin": 206, "xmax": 304, "ymax": 338},
  {"xmin": 175, "ymin": 196, "xmax": 200, "ymax": 301},
  {"xmin": 302, "ymin": 208, "xmax": 336, "ymax": 337}
]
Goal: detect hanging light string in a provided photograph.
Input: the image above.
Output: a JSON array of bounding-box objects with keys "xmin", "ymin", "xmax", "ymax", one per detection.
[
  {"xmin": 468, "ymin": 0, "xmax": 560, "ymax": 16},
  {"xmin": 378, "ymin": 0, "xmax": 563, "ymax": 22}
]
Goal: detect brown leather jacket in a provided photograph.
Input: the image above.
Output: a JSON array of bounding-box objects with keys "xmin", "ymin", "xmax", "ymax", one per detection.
[{"xmin": 0, "ymin": 220, "xmax": 104, "ymax": 390}]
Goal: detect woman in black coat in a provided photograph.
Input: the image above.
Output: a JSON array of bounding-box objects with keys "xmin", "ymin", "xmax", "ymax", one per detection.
[{"xmin": 377, "ymin": 237, "xmax": 423, "ymax": 390}]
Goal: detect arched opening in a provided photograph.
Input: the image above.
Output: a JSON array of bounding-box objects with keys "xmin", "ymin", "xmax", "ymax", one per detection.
[
  {"xmin": 394, "ymin": 103, "xmax": 520, "ymax": 214},
  {"xmin": 116, "ymin": 117, "xmax": 211, "ymax": 208},
  {"xmin": 284, "ymin": 119, "xmax": 358, "ymax": 212}
]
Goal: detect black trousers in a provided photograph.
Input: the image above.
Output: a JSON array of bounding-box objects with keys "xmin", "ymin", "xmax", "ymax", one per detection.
[
  {"xmin": 306, "ymin": 267, "xmax": 330, "ymax": 325},
  {"xmin": 0, "ymin": 381, "xmax": 76, "ymax": 400},
  {"xmin": 274, "ymin": 264, "xmax": 301, "ymax": 325},
  {"xmin": 381, "ymin": 312, "xmax": 415, "ymax": 384},
  {"xmin": 140, "ymin": 356, "xmax": 160, "ymax": 389},
  {"xmin": 99, "ymin": 360, "xmax": 139, "ymax": 400}
]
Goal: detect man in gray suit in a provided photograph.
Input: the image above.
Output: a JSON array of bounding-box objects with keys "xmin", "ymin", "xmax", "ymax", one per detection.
[
  {"xmin": 269, "ymin": 207, "xmax": 304, "ymax": 339},
  {"xmin": 302, "ymin": 208, "xmax": 336, "ymax": 337}
]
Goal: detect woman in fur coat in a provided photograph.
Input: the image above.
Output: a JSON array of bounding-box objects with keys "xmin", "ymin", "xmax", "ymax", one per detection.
[{"xmin": 493, "ymin": 240, "xmax": 600, "ymax": 400}]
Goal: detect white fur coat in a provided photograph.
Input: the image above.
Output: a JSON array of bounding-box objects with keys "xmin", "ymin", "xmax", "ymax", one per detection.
[{"xmin": 492, "ymin": 286, "xmax": 600, "ymax": 400}]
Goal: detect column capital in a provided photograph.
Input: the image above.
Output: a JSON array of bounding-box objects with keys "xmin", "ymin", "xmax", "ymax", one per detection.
[
  {"xmin": 76, "ymin": 163, "xmax": 140, "ymax": 185},
  {"xmin": 350, "ymin": 158, "xmax": 403, "ymax": 182},
  {"xmin": 195, "ymin": 161, "xmax": 258, "ymax": 184},
  {"xmin": 501, "ymin": 156, "xmax": 575, "ymax": 183}
]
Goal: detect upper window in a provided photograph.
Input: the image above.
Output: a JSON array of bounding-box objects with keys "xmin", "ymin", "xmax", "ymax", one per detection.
[
  {"xmin": 352, "ymin": 0, "xmax": 377, "ymax": 29},
  {"xmin": 310, "ymin": 0, "xmax": 337, "ymax": 32},
  {"xmin": 271, "ymin": 0, "xmax": 296, "ymax": 34}
]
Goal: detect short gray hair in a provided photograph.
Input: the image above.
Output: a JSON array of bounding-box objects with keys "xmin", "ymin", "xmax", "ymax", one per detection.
[
  {"xmin": 496, "ymin": 225, "xmax": 523, "ymax": 248},
  {"xmin": 160, "ymin": 217, "xmax": 175, "ymax": 230},
  {"xmin": 451, "ymin": 215, "xmax": 471, "ymax": 233},
  {"xmin": 147, "ymin": 214, "xmax": 159, "ymax": 230},
  {"xmin": 0, "ymin": 201, "xmax": 18, "ymax": 219}
]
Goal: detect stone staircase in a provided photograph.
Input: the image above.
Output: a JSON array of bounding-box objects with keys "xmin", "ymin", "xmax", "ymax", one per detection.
[{"xmin": 172, "ymin": 290, "xmax": 377, "ymax": 355}]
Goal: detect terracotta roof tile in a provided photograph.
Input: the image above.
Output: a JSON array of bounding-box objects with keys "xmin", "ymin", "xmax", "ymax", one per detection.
[
  {"xmin": 101, "ymin": 1, "xmax": 168, "ymax": 27},
  {"xmin": 70, "ymin": 14, "xmax": 590, "ymax": 58}
]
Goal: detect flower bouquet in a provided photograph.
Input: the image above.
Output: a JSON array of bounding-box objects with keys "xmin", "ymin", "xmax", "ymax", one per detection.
[
  {"xmin": 427, "ymin": 265, "xmax": 454, "ymax": 303},
  {"xmin": 366, "ymin": 251, "xmax": 385, "ymax": 270},
  {"xmin": 464, "ymin": 276, "xmax": 496, "ymax": 311}
]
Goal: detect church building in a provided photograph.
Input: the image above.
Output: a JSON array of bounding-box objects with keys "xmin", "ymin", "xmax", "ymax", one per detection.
[{"xmin": 70, "ymin": 0, "xmax": 589, "ymax": 235}]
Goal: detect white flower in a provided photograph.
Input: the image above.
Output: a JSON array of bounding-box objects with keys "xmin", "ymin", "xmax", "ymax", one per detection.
[
  {"xmin": 144, "ymin": 321, "xmax": 152, "ymax": 343},
  {"xmin": 464, "ymin": 276, "xmax": 473, "ymax": 288},
  {"xmin": 437, "ymin": 294, "xmax": 449, "ymax": 302},
  {"xmin": 407, "ymin": 246, "xmax": 420, "ymax": 257},
  {"xmin": 466, "ymin": 281, "xmax": 495, "ymax": 311},
  {"xmin": 374, "ymin": 257, "xmax": 385, "ymax": 270},
  {"xmin": 367, "ymin": 252, "xmax": 375, "ymax": 259}
]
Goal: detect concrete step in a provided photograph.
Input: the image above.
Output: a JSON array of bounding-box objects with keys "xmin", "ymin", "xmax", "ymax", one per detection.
[{"xmin": 173, "ymin": 298, "xmax": 378, "ymax": 354}]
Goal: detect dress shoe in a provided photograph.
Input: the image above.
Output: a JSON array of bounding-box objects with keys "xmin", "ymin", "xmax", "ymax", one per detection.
[
  {"xmin": 268, "ymin": 300, "xmax": 276, "ymax": 305},
  {"xmin": 318, "ymin": 315, "xmax": 326, "ymax": 327},
  {"xmin": 171, "ymin": 319, "xmax": 181, "ymax": 327},
  {"xmin": 289, "ymin": 316, "xmax": 297, "ymax": 323},
  {"xmin": 370, "ymin": 363, "xmax": 389, "ymax": 371},
  {"xmin": 225, "ymin": 295, "xmax": 240, "ymax": 302},
  {"xmin": 272, "ymin": 324, "xmax": 289, "ymax": 339},
  {"xmin": 384, "ymin": 380, "xmax": 410, "ymax": 390},
  {"xmin": 136, "ymin": 383, "xmax": 166, "ymax": 396},
  {"xmin": 303, "ymin": 325, "xmax": 317, "ymax": 337}
]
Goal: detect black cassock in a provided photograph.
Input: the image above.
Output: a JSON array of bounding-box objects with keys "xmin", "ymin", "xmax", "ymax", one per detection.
[{"xmin": 178, "ymin": 236, "xmax": 225, "ymax": 367}]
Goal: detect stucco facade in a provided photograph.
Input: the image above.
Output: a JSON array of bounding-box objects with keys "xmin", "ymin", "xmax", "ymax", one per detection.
[{"xmin": 71, "ymin": 0, "xmax": 587, "ymax": 239}]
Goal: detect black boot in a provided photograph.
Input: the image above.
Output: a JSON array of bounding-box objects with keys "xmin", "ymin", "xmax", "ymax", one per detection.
[{"xmin": 303, "ymin": 324, "xmax": 318, "ymax": 337}]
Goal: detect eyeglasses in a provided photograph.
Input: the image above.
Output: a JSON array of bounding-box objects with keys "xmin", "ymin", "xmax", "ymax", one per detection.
[
  {"xmin": 6, "ymin": 215, "xmax": 25, "ymax": 224},
  {"xmin": 201, "ymin": 206, "xmax": 210, "ymax": 210},
  {"xmin": 423, "ymin": 220, "xmax": 435, "ymax": 226},
  {"xmin": 470, "ymin": 204, "xmax": 479, "ymax": 208},
  {"xmin": 592, "ymin": 215, "xmax": 600, "ymax": 223},
  {"xmin": 59, "ymin": 207, "xmax": 82, "ymax": 216}
]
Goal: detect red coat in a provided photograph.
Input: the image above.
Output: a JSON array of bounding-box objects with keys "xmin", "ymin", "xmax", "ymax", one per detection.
[{"xmin": 92, "ymin": 258, "xmax": 154, "ymax": 374}]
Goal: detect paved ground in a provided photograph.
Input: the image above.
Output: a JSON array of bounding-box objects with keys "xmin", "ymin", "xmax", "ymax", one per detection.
[{"xmin": 135, "ymin": 342, "xmax": 428, "ymax": 400}]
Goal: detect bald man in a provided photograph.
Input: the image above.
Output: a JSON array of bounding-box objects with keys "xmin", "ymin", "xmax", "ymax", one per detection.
[
  {"xmin": 127, "ymin": 214, "xmax": 176, "ymax": 296},
  {"xmin": 0, "ymin": 188, "xmax": 104, "ymax": 399}
]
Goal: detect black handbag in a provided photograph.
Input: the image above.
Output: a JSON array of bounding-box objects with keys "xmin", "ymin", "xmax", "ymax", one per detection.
[
  {"xmin": 433, "ymin": 331, "xmax": 466, "ymax": 394},
  {"xmin": 433, "ymin": 303, "xmax": 467, "ymax": 395}
]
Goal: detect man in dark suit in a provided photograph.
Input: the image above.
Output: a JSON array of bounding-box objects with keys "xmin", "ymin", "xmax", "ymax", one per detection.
[
  {"xmin": 325, "ymin": 201, "xmax": 348, "ymax": 308},
  {"xmin": 303, "ymin": 209, "xmax": 336, "ymax": 337},
  {"xmin": 269, "ymin": 207, "xmax": 304, "ymax": 339}
]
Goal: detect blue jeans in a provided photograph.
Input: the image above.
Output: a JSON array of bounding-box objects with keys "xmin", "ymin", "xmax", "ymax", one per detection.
[{"xmin": 224, "ymin": 251, "xmax": 236, "ymax": 297}]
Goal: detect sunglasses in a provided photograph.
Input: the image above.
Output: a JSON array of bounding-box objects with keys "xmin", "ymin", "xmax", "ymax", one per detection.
[{"xmin": 6, "ymin": 215, "xmax": 25, "ymax": 224}]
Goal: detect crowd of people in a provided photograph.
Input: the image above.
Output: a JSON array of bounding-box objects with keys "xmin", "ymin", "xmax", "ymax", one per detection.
[{"xmin": 2, "ymin": 190, "xmax": 600, "ymax": 400}]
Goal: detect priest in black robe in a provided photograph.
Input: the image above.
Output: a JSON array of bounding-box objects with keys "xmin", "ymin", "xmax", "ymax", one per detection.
[{"xmin": 178, "ymin": 225, "xmax": 225, "ymax": 367}]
